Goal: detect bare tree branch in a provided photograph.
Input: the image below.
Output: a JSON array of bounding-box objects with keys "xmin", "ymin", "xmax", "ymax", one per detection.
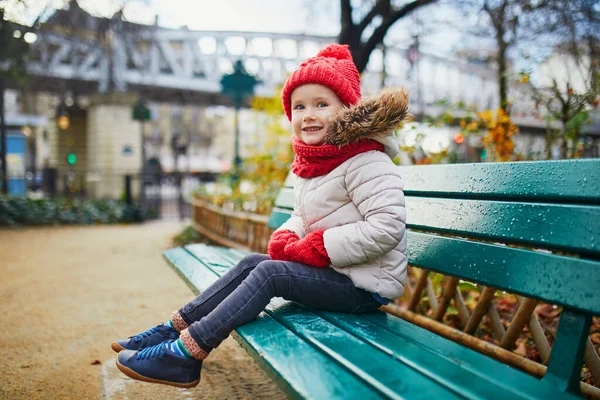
[
  {"xmin": 340, "ymin": 0, "xmax": 354, "ymax": 38},
  {"xmin": 338, "ymin": 0, "xmax": 438, "ymax": 73},
  {"xmin": 356, "ymin": 0, "xmax": 385, "ymax": 34}
]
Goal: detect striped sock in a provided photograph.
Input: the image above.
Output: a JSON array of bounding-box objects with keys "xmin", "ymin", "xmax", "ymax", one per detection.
[{"xmin": 167, "ymin": 339, "xmax": 192, "ymax": 358}]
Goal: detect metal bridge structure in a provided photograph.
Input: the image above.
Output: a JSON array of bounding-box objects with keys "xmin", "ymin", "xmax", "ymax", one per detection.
[{"xmin": 26, "ymin": 20, "xmax": 500, "ymax": 114}]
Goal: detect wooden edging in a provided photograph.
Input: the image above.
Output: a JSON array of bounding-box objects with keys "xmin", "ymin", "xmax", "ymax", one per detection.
[
  {"xmin": 192, "ymin": 221, "xmax": 252, "ymax": 252},
  {"xmin": 380, "ymin": 304, "xmax": 600, "ymax": 399},
  {"xmin": 192, "ymin": 197, "xmax": 269, "ymax": 224}
]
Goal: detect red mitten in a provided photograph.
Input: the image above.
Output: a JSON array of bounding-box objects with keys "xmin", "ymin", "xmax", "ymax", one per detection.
[
  {"xmin": 284, "ymin": 230, "xmax": 330, "ymax": 268},
  {"xmin": 268, "ymin": 230, "xmax": 299, "ymax": 260}
]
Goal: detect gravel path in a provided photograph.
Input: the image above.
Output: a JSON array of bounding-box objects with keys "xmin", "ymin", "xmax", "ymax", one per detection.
[{"xmin": 0, "ymin": 222, "xmax": 286, "ymax": 400}]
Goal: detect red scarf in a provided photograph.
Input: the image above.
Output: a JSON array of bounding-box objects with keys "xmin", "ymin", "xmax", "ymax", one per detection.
[{"xmin": 291, "ymin": 138, "xmax": 385, "ymax": 178}]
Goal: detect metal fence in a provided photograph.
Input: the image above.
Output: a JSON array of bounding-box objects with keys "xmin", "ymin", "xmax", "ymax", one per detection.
[
  {"xmin": 127, "ymin": 172, "xmax": 213, "ymax": 220},
  {"xmin": 37, "ymin": 168, "xmax": 217, "ymax": 220}
]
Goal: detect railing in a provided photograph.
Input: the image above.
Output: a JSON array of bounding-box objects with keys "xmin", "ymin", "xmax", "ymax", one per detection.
[
  {"xmin": 192, "ymin": 197, "xmax": 272, "ymax": 253},
  {"xmin": 191, "ymin": 198, "xmax": 600, "ymax": 397},
  {"xmin": 35, "ymin": 170, "xmax": 214, "ymax": 220}
]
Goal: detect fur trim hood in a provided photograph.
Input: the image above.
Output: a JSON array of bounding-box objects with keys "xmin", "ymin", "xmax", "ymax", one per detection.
[{"xmin": 323, "ymin": 88, "xmax": 409, "ymax": 160}]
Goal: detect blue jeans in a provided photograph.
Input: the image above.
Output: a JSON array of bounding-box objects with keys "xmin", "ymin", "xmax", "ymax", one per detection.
[{"xmin": 178, "ymin": 254, "xmax": 381, "ymax": 352}]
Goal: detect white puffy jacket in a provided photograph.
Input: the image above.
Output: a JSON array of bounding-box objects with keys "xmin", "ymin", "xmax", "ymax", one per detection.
[{"xmin": 277, "ymin": 89, "xmax": 408, "ymax": 300}]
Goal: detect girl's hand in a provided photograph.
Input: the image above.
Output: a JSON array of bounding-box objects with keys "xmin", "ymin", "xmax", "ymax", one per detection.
[
  {"xmin": 268, "ymin": 230, "xmax": 299, "ymax": 260},
  {"xmin": 284, "ymin": 231, "xmax": 330, "ymax": 268}
]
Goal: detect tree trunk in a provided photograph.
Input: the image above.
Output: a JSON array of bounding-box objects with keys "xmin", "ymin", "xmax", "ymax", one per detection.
[
  {"xmin": 497, "ymin": 42, "xmax": 508, "ymax": 112},
  {"xmin": 544, "ymin": 128, "xmax": 552, "ymax": 160},
  {"xmin": 0, "ymin": 75, "xmax": 7, "ymax": 194},
  {"xmin": 338, "ymin": 0, "xmax": 438, "ymax": 74},
  {"xmin": 570, "ymin": 129, "xmax": 579, "ymax": 159},
  {"xmin": 339, "ymin": 29, "xmax": 364, "ymax": 71},
  {"xmin": 486, "ymin": 0, "xmax": 510, "ymax": 113},
  {"xmin": 560, "ymin": 119, "xmax": 569, "ymax": 159}
]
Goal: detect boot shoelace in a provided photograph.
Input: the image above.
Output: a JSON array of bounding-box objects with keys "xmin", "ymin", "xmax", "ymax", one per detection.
[
  {"xmin": 136, "ymin": 341, "xmax": 172, "ymax": 360},
  {"xmin": 133, "ymin": 325, "xmax": 161, "ymax": 343}
]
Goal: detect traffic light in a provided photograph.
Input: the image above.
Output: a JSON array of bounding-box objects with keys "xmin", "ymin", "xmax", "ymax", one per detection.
[
  {"xmin": 454, "ymin": 133, "xmax": 465, "ymax": 144},
  {"xmin": 67, "ymin": 153, "xmax": 77, "ymax": 165}
]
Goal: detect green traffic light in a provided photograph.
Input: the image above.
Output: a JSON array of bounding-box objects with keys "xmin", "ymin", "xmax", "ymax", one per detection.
[
  {"xmin": 481, "ymin": 148, "xmax": 488, "ymax": 159},
  {"xmin": 67, "ymin": 153, "xmax": 77, "ymax": 165}
]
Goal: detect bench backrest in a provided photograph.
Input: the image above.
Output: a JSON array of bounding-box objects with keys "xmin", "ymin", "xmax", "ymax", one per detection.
[{"xmin": 268, "ymin": 159, "xmax": 600, "ymax": 394}]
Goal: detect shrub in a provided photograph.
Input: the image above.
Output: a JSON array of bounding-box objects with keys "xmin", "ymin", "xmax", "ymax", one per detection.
[{"xmin": 0, "ymin": 195, "xmax": 149, "ymax": 226}]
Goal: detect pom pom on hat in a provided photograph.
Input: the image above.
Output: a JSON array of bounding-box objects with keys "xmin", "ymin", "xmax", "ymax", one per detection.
[
  {"xmin": 281, "ymin": 44, "xmax": 361, "ymax": 121},
  {"xmin": 317, "ymin": 44, "xmax": 354, "ymax": 60}
]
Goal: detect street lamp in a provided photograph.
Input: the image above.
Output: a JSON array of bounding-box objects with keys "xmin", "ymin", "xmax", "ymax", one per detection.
[
  {"xmin": 132, "ymin": 97, "xmax": 152, "ymax": 208},
  {"xmin": 56, "ymin": 100, "xmax": 70, "ymax": 131},
  {"xmin": 220, "ymin": 60, "xmax": 259, "ymax": 179},
  {"xmin": 23, "ymin": 32, "xmax": 37, "ymax": 44},
  {"xmin": 132, "ymin": 97, "xmax": 151, "ymax": 170},
  {"xmin": 407, "ymin": 35, "xmax": 423, "ymax": 120}
]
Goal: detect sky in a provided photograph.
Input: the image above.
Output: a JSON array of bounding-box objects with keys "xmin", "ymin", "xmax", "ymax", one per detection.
[
  {"xmin": 1, "ymin": 0, "xmax": 468, "ymax": 58},
  {"xmin": 3, "ymin": 0, "xmax": 337, "ymax": 34}
]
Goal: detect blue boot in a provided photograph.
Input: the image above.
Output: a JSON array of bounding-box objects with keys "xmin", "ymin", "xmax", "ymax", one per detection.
[
  {"xmin": 116, "ymin": 341, "xmax": 202, "ymax": 388},
  {"xmin": 111, "ymin": 323, "xmax": 179, "ymax": 353}
]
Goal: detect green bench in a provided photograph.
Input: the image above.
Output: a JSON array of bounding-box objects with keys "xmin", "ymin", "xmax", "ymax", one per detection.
[{"xmin": 165, "ymin": 159, "xmax": 600, "ymax": 399}]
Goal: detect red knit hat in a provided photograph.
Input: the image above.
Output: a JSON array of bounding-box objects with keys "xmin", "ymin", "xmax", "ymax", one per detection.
[{"xmin": 281, "ymin": 44, "xmax": 361, "ymax": 121}]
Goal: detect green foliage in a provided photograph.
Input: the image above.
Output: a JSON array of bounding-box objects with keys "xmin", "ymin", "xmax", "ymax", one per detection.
[
  {"xmin": 197, "ymin": 87, "xmax": 293, "ymax": 215},
  {"xmin": 0, "ymin": 195, "xmax": 149, "ymax": 226},
  {"xmin": 566, "ymin": 110, "xmax": 591, "ymax": 137},
  {"xmin": 172, "ymin": 226, "xmax": 210, "ymax": 247},
  {"xmin": 458, "ymin": 281, "xmax": 479, "ymax": 292}
]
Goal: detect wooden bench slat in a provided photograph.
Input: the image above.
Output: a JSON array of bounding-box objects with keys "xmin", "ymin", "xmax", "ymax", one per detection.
[
  {"xmin": 230, "ymin": 314, "xmax": 387, "ymax": 400},
  {"xmin": 193, "ymin": 244, "xmax": 240, "ymax": 266},
  {"xmin": 407, "ymin": 231, "xmax": 600, "ymax": 314},
  {"xmin": 318, "ymin": 311, "xmax": 581, "ymax": 400},
  {"xmin": 185, "ymin": 244, "xmax": 234, "ymax": 275},
  {"xmin": 284, "ymin": 172, "xmax": 296, "ymax": 188},
  {"xmin": 399, "ymin": 160, "xmax": 600, "ymax": 203},
  {"xmin": 274, "ymin": 188, "xmax": 295, "ymax": 209},
  {"xmin": 225, "ymin": 247, "xmax": 250, "ymax": 260},
  {"xmin": 268, "ymin": 208, "xmax": 294, "ymax": 229},
  {"xmin": 163, "ymin": 247, "xmax": 220, "ymax": 293},
  {"xmin": 406, "ymin": 197, "xmax": 600, "ymax": 256},
  {"xmin": 281, "ymin": 160, "xmax": 600, "ymax": 204},
  {"xmin": 165, "ymin": 247, "xmax": 387, "ymax": 400},
  {"xmin": 274, "ymin": 187, "xmax": 600, "ymax": 255},
  {"xmin": 266, "ymin": 300, "xmax": 464, "ymax": 400},
  {"xmin": 357, "ymin": 312, "xmax": 582, "ymax": 399}
]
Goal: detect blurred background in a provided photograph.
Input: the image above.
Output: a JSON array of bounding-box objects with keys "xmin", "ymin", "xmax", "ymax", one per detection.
[{"xmin": 1, "ymin": 0, "xmax": 599, "ymax": 221}]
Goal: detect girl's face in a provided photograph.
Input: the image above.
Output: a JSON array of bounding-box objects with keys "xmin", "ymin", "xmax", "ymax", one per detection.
[{"xmin": 290, "ymin": 84, "xmax": 344, "ymax": 146}]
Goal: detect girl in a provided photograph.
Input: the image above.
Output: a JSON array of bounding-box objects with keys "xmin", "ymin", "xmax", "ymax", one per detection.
[{"xmin": 113, "ymin": 44, "xmax": 409, "ymax": 388}]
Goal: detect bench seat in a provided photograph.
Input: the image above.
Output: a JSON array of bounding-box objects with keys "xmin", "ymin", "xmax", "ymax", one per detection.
[{"xmin": 164, "ymin": 243, "xmax": 583, "ymax": 400}]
